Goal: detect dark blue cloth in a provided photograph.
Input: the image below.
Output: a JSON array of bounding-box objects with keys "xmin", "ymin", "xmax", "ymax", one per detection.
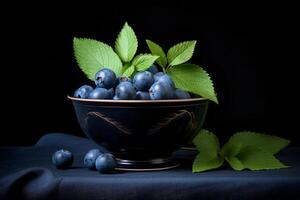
[{"xmin": 0, "ymin": 133, "xmax": 300, "ymax": 200}]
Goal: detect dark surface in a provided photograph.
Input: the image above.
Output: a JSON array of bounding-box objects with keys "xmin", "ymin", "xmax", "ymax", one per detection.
[
  {"xmin": 2, "ymin": 4, "xmax": 300, "ymax": 146},
  {"xmin": 70, "ymin": 97, "xmax": 208, "ymax": 165},
  {"xmin": 1, "ymin": 133, "xmax": 299, "ymax": 200}
]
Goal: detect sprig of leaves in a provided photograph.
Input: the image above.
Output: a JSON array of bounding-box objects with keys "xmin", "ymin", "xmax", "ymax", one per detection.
[
  {"xmin": 73, "ymin": 22, "xmax": 218, "ymax": 103},
  {"xmin": 146, "ymin": 40, "xmax": 218, "ymax": 103},
  {"xmin": 192, "ymin": 130, "xmax": 290, "ymax": 172},
  {"xmin": 73, "ymin": 22, "xmax": 158, "ymax": 80}
]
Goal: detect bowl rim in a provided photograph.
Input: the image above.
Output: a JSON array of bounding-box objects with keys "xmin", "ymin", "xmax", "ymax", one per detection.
[{"xmin": 67, "ymin": 95, "xmax": 208, "ymax": 104}]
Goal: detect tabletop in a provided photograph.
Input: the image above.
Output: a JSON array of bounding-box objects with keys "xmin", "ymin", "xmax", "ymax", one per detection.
[{"xmin": 0, "ymin": 133, "xmax": 299, "ymax": 200}]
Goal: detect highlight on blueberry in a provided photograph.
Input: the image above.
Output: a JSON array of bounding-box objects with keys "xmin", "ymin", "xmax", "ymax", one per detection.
[
  {"xmin": 136, "ymin": 91, "xmax": 151, "ymax": 100},
  {"xmin": 149, "ymin": 81, "xmax": 174, "ymax": 100},
  {"xmin": 52, "ymin": 149, "xmax": 74, "ymax": 169},
  {"xmin": 88, "ymin": 88, "xmax": 111, "ymax": 99},
  {"xmin": 74, "ymin": 85, "xmax": 93, "ymax": 98},
  {"xmin": 156, "ymin": 74, "xmax": 175, "ymax": 88},
  {"xmin": 84, "ymin": 149, "xmax": 102, "ymax": 170},
  {"xmin": 115, "ymin": 81, "xmax": 136, "ymax": 100},
  {"xmin": 133, "ymin": 71, "xmax": 154, "ymax": 91},
  {"xmin": 95, "ymin": 68, "xmax": 117, "ymax": 89},
  {"xmin": 95, "ymin": 153, "xmax": 117, "ymax": 173}
]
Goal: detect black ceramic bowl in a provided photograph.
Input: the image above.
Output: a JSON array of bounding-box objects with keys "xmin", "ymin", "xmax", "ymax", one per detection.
[{"xmin": 69, "ymin": 97, "xmax": 209, "ymax": 171}]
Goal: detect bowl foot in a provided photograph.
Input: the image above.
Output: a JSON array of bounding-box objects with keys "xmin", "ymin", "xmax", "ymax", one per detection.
[{"xmin": 115, "ymin": 157, "xmax": 179, "ymax": 171}]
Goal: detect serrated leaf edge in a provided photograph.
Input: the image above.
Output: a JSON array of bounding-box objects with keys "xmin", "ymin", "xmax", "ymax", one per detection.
[
  {"xmin": 167, "ymin": 41, "xmax": 197, "ymax": 66},
  {"xmin": 146, "ymin": 39, "xmax": 167, "ymax": 68},
  {"xmin": 168, "ymin": 63, "xmax": 218, "ymax": 103},
  {"xmin": 132, "ymin": 53, "xmax": 159, "ymax": 71},
  {"xmin": 73, "ymin": 37, "xmax": 122, "ymax": 79},
  {"xmin": 115, "ymin": 22, "xmax": 138, "ymax": 62}
]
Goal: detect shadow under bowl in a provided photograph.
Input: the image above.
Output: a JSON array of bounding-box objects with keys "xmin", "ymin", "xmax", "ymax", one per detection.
[{"xmin": 69, "ymin": 96, "xmax": 209, "ymax": 171}]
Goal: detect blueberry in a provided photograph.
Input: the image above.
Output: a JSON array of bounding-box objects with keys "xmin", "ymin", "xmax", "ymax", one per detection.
[
  {"xmin": 52, "ymin": 149, "xmax": 73, "ymax": 169},
  {"xmin": 133, "ymin": 71, "xmax": 154, "ymax": 91},
  {"xmin": 154, "ymin": 72, "xmax": 165, "ymax": 82},
  {"xmin": 108, "ymin": 88, "xmax": 114, "ymax": 99},
  {"xmin": 136, "ymin": 91, "xmax": 150, "ymax": 100},
  {"xmin": 115, "ymin": 82, "xmax": 136, "ymax": 100},
  {"xmin": 147, "ymin": 64, "xmax": 159, "ymax": 74},
  {"xmin": 157, "ymin": 74, "xmax": 175, "ymax": 88},
  {"xmin": 174, "ymin": 89, "xmax": 191, "ymax": 99},
  {"xmin": 84, "ymin": 149, "xmax": 102, "ymax": 170},
  {"xmin": 95, "ymin": 68, "xmax": 117, "ymax": 89},
  {"xmin": 118, "ymin": 76, "xmax": 132, "ymax": 83},
  {"xmin": 74, "ymin": 85, "xmax": 93, "ymax": 98},
  {"xmin": 95, "ymin": 153, "xmax": 117, "ymax": 173},
  {"xmin": 149, "ymin": 81, "xmax": 174, "ymax": 100},
  {"xmin": 113, "ymin": 95, "xmax": 121, "ymax": 100},
  {"xmin": 88, "ymin": 88, "xmax": 111, "ymax": 99}
]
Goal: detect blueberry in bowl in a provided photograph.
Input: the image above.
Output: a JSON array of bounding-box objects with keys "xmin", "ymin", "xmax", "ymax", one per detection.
[{"xmin": 69, "ymin": 69, "xmax": 209, "ymax": 171}]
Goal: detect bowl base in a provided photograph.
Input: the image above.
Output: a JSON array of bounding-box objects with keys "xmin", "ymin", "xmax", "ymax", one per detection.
[{"xmin": 115, "ymin": 157, "xmax": 180, "ymax": 171}]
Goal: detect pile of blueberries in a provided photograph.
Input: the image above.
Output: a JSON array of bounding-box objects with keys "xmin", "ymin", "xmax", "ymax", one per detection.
[
  {"xmin": 74, "ymin": 65, "xmax": 191, "ymax": 100},
  {"xmin": 52, "ymin": 149, "xmax": 116, "ymax": 173}
]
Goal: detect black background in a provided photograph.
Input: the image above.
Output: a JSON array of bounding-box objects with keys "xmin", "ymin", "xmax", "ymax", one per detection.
[{"xmin": 1, "ymin": 3, "xmax": 299, "ymax": 146}]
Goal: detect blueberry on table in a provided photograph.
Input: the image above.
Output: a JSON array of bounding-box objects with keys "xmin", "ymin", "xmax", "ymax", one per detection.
[
  {"xmin": 153, "ymin": 72, "xmax": 165, "ymax": 82},
  {"xmin": 136, "ymin": 91, "xmax": 151, "ymax": 100},
  {"xmin": 115, "ymin": 81, "xmax": 136, "ymax": 100},
  {"xmin": 133, "ymin": 71, "xmax": 154, "ymax": 91},
  {"xmin": 147, "ymin": 64, "xmax": 159, "ymax": 74},
  {"xmin": 95, "ymin": 153, "xmax": 117, "ymax": 173},
  {"xmin": 149, "ymin": 81, "xmax": 174, "ymax": 100},
  {"xmin": 74, "ymin": 85, "xmax": 93, "ymax": 98},
  {"xmin": 174, "ymin": 89, "xmax": 191, "ymax": 99},
  {"xmin": 84, "ymin": 149, "xmax": 102, "ymax": 170},
  {"xmin": 88, "ymin": 88, "xmax": 111, "ymax": 99},
  {"xmin": 95, "ymin": 68, "xmax": 117, "ymax": 89},
  {"xmin": 52, "ymin": 149, "xmax": 73, "ymax": 169}
]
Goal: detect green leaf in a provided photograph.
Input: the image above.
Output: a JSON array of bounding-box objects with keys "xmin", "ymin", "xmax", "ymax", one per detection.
[
  {"xmin": 167, "ymin": 64, "xmax": 218, "ymax": 103},
  {"xmin": 132, "ymin": 54, "xmax": 159, "ymax": 71},
  {"xmin": 122, "ymin": 65, "xmax": 135, "ymax": 77},
  {"xmin": 193, "ymin": 153, "xmax": 224, "ymax": 173},
  {"xmin": 235, "ymin": 146, "xmax": 288, "ymax": 170},
  {"xmin": 220, "ymin": 142, "xmax": 242, "ymax": 158},
  {"xmin": 73, "ymin": 38, "xmax": 122, "ymax": 79},
  {"xmin": 222, "ymin": 131, "xmax": 290, "ymax": 155},
  {"xmin": 192, "ymin": 130, "xmax": 224, "ymax": 173},
  {"xmin": 146, "ymin": 40, "xmax": 167, "ymax": 68},
  {"xmin": 225, "ymin": 156, "xmax": 244, "ymax": 170},
  {"xmin": 115, "ymin": 22, "xmax": 138, "ymax": 62},
  {"xmin": 193, "ymin": 129, "xmax": 220, "ymax": 157},
  {"xmin": 167, "ymin": 41, "xmax": 196, "ymax": 66},
  {"xmin": 221, "ymin": 132, "xmax": 290, "ymax": 171}
]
